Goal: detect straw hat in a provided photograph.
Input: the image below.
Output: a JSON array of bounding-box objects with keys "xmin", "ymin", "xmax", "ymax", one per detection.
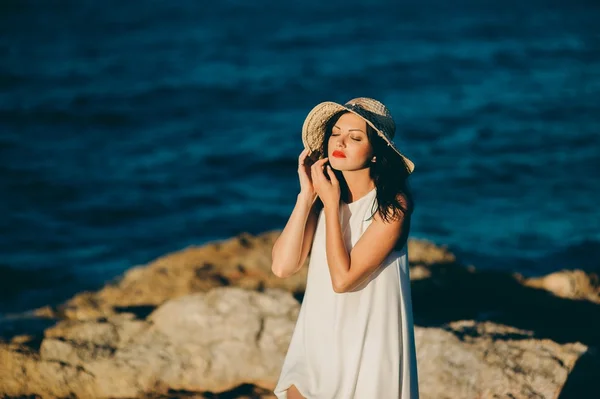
[{"xmin": 301, "ymin": 97, "xmax": 415, "ymax": 174}]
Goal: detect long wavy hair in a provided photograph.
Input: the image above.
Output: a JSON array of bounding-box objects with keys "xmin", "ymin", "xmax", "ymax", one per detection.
[{"xmin": 320, "ymin": 110, "xmax": 414, "ymax": 224}]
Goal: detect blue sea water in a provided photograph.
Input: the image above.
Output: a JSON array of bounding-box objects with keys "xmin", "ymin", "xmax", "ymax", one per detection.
[{"xmin": 1, "ymin": 0, "xmax": 599, "ymax": 314}]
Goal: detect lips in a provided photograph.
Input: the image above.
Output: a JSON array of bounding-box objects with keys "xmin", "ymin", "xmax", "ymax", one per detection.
[{"xmin": 332, "ymin": 150, "xmax": 346, "ymax": 158}]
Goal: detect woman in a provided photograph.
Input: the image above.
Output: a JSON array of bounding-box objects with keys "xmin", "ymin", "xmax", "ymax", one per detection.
[{"xmin": 271, "ymin": 98, "xmax": 419, "ymax": 399}]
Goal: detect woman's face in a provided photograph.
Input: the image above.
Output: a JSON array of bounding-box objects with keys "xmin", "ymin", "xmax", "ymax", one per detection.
[{"xmin": 327, "ymin": 112, "xmax": 374, "ymax": 171}]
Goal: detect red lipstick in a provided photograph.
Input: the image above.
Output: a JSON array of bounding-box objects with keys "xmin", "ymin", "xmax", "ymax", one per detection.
[{"xmin": 332, "ymin": 150, "xmax": 346, "ymax": 158}]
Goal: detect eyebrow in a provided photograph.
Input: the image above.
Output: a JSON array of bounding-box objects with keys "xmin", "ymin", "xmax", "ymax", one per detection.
[{"xmin": 333, "ymin": 125, "xmax": 365, "ymax": 133}]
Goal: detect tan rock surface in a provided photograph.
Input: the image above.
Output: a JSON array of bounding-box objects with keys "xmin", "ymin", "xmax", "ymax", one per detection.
[
  {"xmin": 1, "ymin": 231, "xmax": 598, "ymax": 398},
  {"xmin": 50, "ymin": 233, "xmax": 454, "ymax": 321},
  {"xmin": 416, "ymin": 320, "xmax": 587, "ymax": 399},
  {"xmin": 1, "ymin": 287, "xmax": 298, "ymax": 398},
  {"xmin": 53, "ymin": 232, "xmax": 306, "ymax": 320},
  {"xmin": 1, "ymin": 287, "xmax": 591, "ymax": 399},
  {"xmin": 519, "ymin": 269, "xmax": 600, "ymax": 304}
]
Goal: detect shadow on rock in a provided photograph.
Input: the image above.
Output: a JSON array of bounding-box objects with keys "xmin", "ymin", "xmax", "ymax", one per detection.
[
  {"xmin": 143, "ymin": 384, "xmax": 274, "ymax": 398},
  {"xmin": 113, "ymin": 305, "xmax": 157, "ymax": 320},
  {"xmin": 411, "ymin": 261, "xmax": 600, "ymax": 397},
  {"xmin": 0, "ymin": 315, "xmax": 58, "ymax": 351},
  {"xmin": 557, "ymin": 347, "xmax": 600, "ymax": 399}
]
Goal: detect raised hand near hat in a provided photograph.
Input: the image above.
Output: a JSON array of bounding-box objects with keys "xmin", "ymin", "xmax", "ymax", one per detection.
[
  {"xmin": 298, "ymin": 148, "xmax": 317, "ymax": 203},
  {"xmin": 311, "ymin": 157, "xmax": 341, "ymax": 210}
]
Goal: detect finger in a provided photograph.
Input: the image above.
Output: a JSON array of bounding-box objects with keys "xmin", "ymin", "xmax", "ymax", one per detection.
[
  {"xmin": 311, "ymin": 161, "xmax": 321, "ymax": 179},
  {"xmin": 313, "ymin": 159, "xmax": 328, "ymax": 173},
  {"xmin": 312, "ymin": 161, "xmax": 326, "ymax": 182},
  {"xmin": 326, "ymin": 165, "xmax": 339, "ymax": 185},
  {"xmin": 311, "ymin": 158, "xmax": 325, "ymax": 169},
  {"xmin": 311, "ymin": 158, "xmax": 326, "ymax": 177},
  {"xmin": 323, "ymin": 164, "xmax": 331, "ymax": 181},
  {"xmin": 314, "ymin": 157, "xmax": 329, "ymax": 166},
  {"xmin": 299, "ymin": 148, "xmax": 308, "ymax": 165},
  {"xmin": 311, "ymin": 160, "xmax": 320, "ymax": 172}
]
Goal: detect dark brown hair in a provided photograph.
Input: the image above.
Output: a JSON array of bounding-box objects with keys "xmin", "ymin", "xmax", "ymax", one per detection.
[{"xmin": 322, "ymin": 111, "xmax": 414, "ymax": 224}]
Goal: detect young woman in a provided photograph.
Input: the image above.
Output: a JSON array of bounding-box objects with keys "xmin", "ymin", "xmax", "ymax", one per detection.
[{"xmin": 271, "ymin": 98, "xmax": 419, "ymax": 399}]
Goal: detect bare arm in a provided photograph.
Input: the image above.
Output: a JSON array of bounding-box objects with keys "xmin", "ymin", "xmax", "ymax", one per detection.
[
  {"xmin": 271, "ymin": 194, "xmax": 320, "ymax": 278},
  {"xmin": 323, "ymin": 197, "xmax": 411, "ymax": 293}
]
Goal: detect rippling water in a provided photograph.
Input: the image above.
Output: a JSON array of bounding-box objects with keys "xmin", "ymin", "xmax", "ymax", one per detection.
[{"xmin": 1, "ymin": 0, "xmax": 599, "ymax": 313}]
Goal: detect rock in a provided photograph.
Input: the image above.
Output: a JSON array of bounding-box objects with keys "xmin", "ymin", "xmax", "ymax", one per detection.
[
  {"xmin": 0, "ymin": 343, "xmax": 98, "ymax": 399},
  {"xmin": 2, "ymin": 231, "xmax": 598, "ymax": 398},
  {"xmin": 520, "ymin": 269, "xmax": 600, "ymax": 304},
  {"xmin": 40, "ymin": 313, "xmax": 147, "ymax": 367},
  {"xmin": 407, "ymin": 239, "xmax": 456, "ymax": 266},
  {"xmin": 50, "ymin": 234, "xmax": 457, "ymax": 322},
  {"xmin": 1, "ymin": 288, "xmax": 594, "ymax": 399},
  {"xmin": 54, "ymin": 232, "xmax": 308, "ymax": 320},
  {"xmin": 416, "ymin": 320, "xmax": 587, "ymax": 399},
  {"xmin": 0, "ymin": 287, "xmax": 299, "ymax": 398},
  {"xmin": 144, "ymin": 288, "xmax": 298, "ymax": 393}
]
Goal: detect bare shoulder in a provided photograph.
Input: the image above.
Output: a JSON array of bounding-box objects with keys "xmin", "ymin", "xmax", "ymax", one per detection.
[
  {"xmin": 371, "ymin": 192, "xmax": 412, "ymax": 225},
  {"xmin": 369, "ymin": 193, "xmax": 412, "ymax": 250}
]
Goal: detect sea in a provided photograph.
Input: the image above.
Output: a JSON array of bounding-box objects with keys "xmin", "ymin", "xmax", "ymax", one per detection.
[{"xmin": 1, "ymin": 0, "xmax": 599, "ymax": 314}]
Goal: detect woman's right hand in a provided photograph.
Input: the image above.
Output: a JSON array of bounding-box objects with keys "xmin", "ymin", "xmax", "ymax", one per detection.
[{"xmin": 298, "ymin": 148, "xmax": 317, "ymax": 201}]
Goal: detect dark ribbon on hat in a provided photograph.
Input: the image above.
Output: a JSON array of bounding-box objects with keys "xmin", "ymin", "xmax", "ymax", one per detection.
[{"xmin": 344, "ymin": 102, "xmax": 394, "ymax": 140}]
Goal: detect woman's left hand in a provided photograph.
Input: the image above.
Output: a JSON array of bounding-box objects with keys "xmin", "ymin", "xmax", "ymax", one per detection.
[{"xmin": 311, "ymin": 157, "xmax": 340, "ymax": 210}]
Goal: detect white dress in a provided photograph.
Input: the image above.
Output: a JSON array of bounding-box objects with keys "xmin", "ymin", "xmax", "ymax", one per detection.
[{"xmin": 274, "ymin": 188, "xmax": 419, "ymax": 399}]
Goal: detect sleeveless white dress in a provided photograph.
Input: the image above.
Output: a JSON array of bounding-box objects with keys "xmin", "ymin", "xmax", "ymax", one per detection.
[{"xmin": 274, "ymin": 188, "xmax": 419, "ymax": 399}]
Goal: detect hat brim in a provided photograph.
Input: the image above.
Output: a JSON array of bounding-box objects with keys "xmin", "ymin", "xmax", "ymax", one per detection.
[{"xmin": 301, "ymin": 101, "xmax": 415, "ymax": 174}]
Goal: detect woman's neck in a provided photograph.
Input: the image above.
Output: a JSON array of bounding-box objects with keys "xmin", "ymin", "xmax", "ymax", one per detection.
[{"xmin": 341, "ymin": 170, "xmax": 375, "ymax": 203}]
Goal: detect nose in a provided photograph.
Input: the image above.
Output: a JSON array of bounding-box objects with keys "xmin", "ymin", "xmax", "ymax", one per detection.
[{"xmin": 335, "ymin": 135, "xmax": 346, "ymax": 148}]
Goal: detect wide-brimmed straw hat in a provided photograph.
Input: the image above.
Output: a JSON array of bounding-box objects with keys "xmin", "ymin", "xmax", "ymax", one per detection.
[{"xmin": 301, "ymin": 97, "xmax": 415, "ymax": 174}]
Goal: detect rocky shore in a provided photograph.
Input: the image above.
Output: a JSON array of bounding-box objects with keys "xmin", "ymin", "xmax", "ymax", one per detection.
[{"xmin": 1, "ymin": 231, "xmax": 598, "ymax": 399}]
